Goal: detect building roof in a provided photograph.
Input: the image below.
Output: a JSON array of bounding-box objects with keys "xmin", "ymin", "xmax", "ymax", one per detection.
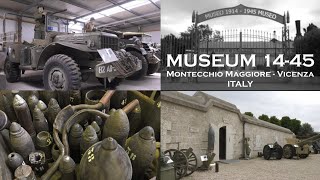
[
  {"xmin": 0, "ymin": 0, "xmax": 160, "ymax": 31},
  {"xmin": 242, "ymin": 114, "xmax": 293, "ymax": 134}
]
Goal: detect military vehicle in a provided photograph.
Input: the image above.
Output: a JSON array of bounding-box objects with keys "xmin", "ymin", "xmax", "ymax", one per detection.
[
  {"xmin": 262, "ymin": 142, "xmax": 283, "ymax": 160},
  {"xmin": 0, "ymin": 13, "xmax": 141, "ymax": 90},
  {"xmin": 312, "ymin": 139, "xmax": 320, "ymax": 154},
  {"xmin": 121, "ymin": 32, "xmax": 161, "ymax": 76},
  {"xmin": 283, "ymin": 134, "xmax": 320, "ymax": 159}
]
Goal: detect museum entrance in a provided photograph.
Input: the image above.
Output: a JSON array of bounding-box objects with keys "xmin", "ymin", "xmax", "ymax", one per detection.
[{"xmin": 219, "ymin": 126, "xmax": 227, "ymax": 159}]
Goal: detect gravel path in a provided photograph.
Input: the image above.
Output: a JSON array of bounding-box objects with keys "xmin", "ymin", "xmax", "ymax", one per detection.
[{"xmin": 183, "ymin": 154, "xmax": 320, "ymax": 180}]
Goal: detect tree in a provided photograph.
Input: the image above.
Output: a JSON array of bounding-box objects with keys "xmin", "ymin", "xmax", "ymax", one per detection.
[
  {"xmin": 258, "ymin": 114, "xmax": 269, "ymax": 122},
  {"xmin": 244, "ymin": 112, "xmax": 254, "ymax": 117},
  {"xmin": 212, "ymin": 30, "xmax": 224, "ymax": 42},
  {"xmin": 295, "ymin": 23, "xmax": 320, "ymax": 75},
  {"xmin": 279, "ymin": 116, "xmax": 301, "ymax": 134},
  {"xmin": 269, "ymin": 116, "xmax": 280, "ymax": 125},
  {"xmin": 299, "ymin": 123, "xmax": 314, "ymax": 137},
  {"xmin": 185, "ymin": 24, "xmax": 213, "ymax": 41},
  {"xmin": 280, "ymin": 116, "xmax": 291, "ymax": 128},
  {"xmin": 290, "ymin": 118, "xmax": 302, "ymax": 135}
]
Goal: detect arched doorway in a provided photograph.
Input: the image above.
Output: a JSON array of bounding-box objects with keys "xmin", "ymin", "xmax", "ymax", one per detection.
[{"xmin": 219, "ymin": 126, "xmax": 227, "ymax": 159}]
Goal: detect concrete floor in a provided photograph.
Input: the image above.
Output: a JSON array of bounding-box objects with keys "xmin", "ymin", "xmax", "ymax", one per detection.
[{"xmin": 0, "ymin": 70, "xmax": 160, "ymax": 90}]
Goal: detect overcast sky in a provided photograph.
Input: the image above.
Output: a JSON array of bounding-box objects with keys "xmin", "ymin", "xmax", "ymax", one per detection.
[
  {"xmin": 180, "ymin": 91, "xmax": 320, "ymax": 132},
  {"xmin": 162, "ymin": 0, "xmax": 320, "ymax": 39}
]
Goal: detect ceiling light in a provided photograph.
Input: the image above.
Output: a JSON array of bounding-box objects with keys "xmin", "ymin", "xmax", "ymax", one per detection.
[
  {"xmin": 100, "ymin": 6, "xmax": 124, "ymax": 16},
  {"xmin": 78, "ymin": 13, "xmax": 105, "ymax": 22},
  {"xmin": 121, "ymin": 0, "xmax": 150, "ymax": 10}
]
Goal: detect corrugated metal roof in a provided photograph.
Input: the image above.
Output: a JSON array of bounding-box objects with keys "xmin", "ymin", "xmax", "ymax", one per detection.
[{"xmin": 0, "ymin": 0, "xmax": 160, "ymax": 31}]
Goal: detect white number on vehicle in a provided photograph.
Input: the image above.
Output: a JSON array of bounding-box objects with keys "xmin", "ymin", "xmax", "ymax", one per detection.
[{"xmin": 98, "ymin": 66, "xmax": 105, "ymax": 74}]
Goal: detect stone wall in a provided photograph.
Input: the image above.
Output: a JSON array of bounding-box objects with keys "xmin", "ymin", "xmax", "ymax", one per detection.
[
  {"xmin": 243, "ymin": 115, "xmax": 294, "ymax": 157},
  {"xmin": 161, "ymin": 91, "xmax": 294, "ymax": 164}
]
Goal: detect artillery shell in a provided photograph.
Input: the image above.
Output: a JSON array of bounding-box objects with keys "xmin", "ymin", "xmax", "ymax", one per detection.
[
  {"xmin": 9, "ymin": 122, "xmax": 36, "ymax": 162},
  {"xmin": 57, "ymin": 91, "xmax": 70, "ymax": 108},
  {"xmin": 143, "ymin": 99, "xmax": 161, "ymax": 141},
  {"xmin": 102, "ymin": 109, "xmax": 129, "ymax": 147},
  {"xmin": 2, "ymin": 94, "xmax": 18, "ymax": 122},
  {"xmin": 69, "ymin": 123, "xmax": 83, "ymax": 163},
  {"xmin": 7, "ymin": 152, "xmax": 24, "ymax": 172},
  {"xmin": 27, "ymin": 94, "xmax": 39, "ymax": 113},
  {"xmin": 110, "ymin": 91, "xmax": 127, "ymax": 109},
  {"xmin": 12, "ymin": 91, "xmax": 28, "ymax": 101},
  {"xmin": 79, "ymin": 137, "xmax": 132, "ymax": 180},
  {"xmin": 208, "ymin": 124, "xmax": 215, "ymax": 152},
  {"xmin": 1, "ymin": 129, "xmax": 13, "ymax": 152},
  {"xmin": 69, "ymin": 90, "xmax": 81, "ymax": 105},
  {"xmin": 57, "ymin": 90, "xmax": 81, "ymax": 108},
  {"xmin": 80, "ymin": 125, "xmax": 98, "ymax": 155},
  {"xmin": 85, "ymin": 89, "xmax": 108, "ymax": 104},
  {"xmin": 125, "ymin": 126, "xmax": 156, "ymax": 180},
  {"xmin": 13, "ymin": 95, "xmax": 36, "ymax": 139},
  {"xmin": 29, "ymin": 151, "xmax": 48, "ymax": 176},
  {"xmin": 94, "ymin": 115, "xmax": 103, "ymax": 127},
  {"xmin": 32, "ymin": 107, "xmax": 49, "ymax": 134},
  {"xmin": 36, "ymin": 131, "xmax": 53, "ymax": 162},
  {"xmin": 14, "ymin": 164, "xmax": 36, "ymax": 180},
  {"xmin": 128, "ymin": 104, "xmax": 142, "ymax": 137},
  {"xmin": 85, "ymin": 90, "xmax": 109, "ymax": 113},
  {"xmin": 50, "ymin": 171, "xmax": 63, "ymax": 180},
  {"xmin": 59, "ymin": 155, "xmax": 76, "ymax": 180},
  {"xmin": 36, "ymin": 100, "xmax": 47, "ymax": 112},
  {"xmin": 29, "ymin": 91, "xmax": 39, "ymax": 99},
  {"xmin": 39, "ymin": 91, "xmax": 56, "ymax": 105},
  {"xmin": 91, "ymin": 121, "xmax": 101, "ymax": 140},
  {"xmin": 0, "ymin": 110, "xmax": 11, "ymax": 130},
  {"xmin": 45, "ymin": 98, "xmax": 61, "ymax": 125}
]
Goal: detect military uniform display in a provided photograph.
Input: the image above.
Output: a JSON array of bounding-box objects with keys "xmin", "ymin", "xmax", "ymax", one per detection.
[{"xmin": 34, "ymin": 12, "xmax": 45, "ymax": 39}]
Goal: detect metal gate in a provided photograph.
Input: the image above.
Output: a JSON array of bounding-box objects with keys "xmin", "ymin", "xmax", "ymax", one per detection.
[
  {"xmin": 199, "ymin": 29, "xmax": 294, "ymax": 71},
  {"xmin": 161, "ymin": 29, "xmax": 294, "ymax": 72}
]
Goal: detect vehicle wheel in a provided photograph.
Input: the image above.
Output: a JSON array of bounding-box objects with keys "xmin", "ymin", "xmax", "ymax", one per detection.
[
  {"xmin": 283, "ymin": 144, "xmax": 295, "ymax": 159},
  {"xmin": 126, "ymin": 51, "xmax": 148, "ymax": 80},
  {"xmin": 180, "ymin": 149, "xmax": 197, "ymax": 176},
  {"xmin": 315, "ymin": 149, "xmax": 318, "ymax": 154},
  {"xmin": 164, "ymin": 149, "xmax": 188, "ymax": 179},
  {"xmin": 263, "ymin": 145, "xmax": 271, "ymax": 160},
  {"xmin": 4, "ymin": 58, "xmax": 20, "ymax": 82},
  {"xmin": 275, "ymin": 145, "xmax": 283, "ymax": 160},
  {"xmin": 43, "ymin": 54, "xmax": 81, "ymax": 90},
  {"xmin": 147, "ymin": 62, "xmax": 160, "ymax": 75},
  {"xmin": 97, "ymin": 77, "xmax": 123, "ymax": 89}
]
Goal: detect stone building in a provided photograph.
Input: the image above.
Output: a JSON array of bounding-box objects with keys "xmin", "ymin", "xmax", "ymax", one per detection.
[{"xmin": 161, "ymin": 91, "xmax": 294, "ymax": 162}]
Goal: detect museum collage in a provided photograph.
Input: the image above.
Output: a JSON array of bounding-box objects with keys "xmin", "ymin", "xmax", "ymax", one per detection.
[{"xmin": 0, "ymin": 0, "xmax": 319, "ymax": 179}]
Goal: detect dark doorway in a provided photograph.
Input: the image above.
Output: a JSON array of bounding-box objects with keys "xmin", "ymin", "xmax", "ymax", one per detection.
[{"xmin": 219, "ymin": 126, "xmax": 226, "ymax": 160}]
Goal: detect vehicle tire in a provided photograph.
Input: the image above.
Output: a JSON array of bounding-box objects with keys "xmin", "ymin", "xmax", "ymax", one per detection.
[
  {"xmin": 97, "ymin": 77, "xmax": 123, "ymax": 89},
  {"xmin": 4, "ymin": 58, "xmax": 20, "ymax": 82},
  {"xmin": 126, "ymin": 51, "xmax": 148, "ymax": 80},
  {"xmin": 283, "ymin": 144, "xmax": 295, "ymax": 159},
  {"xmin": 275, "ymin": 145, "xmax": 283, "ymax": 160},
  {"xmin": 263, "ymin": 145, "xmax": 271, "ymax": 160},
  {"xmin": 315, "ymin": 149, "xmax": 318, "ymax": 154},
  {"xmin": 43, "ymin": 54, "xmax": 81, "ymax": 90},
  {"xmin": 147, "ymin": 62, "xmax": 160, "ymax": 75}
]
